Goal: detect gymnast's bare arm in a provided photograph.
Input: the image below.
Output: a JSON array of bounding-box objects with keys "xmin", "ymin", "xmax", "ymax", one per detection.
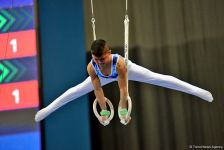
[
  {"xmin": 116, "ymin": 57, "xmax": 129, "ymax": 109},
  {"xmin": 87, "ymin": 62, "xmax": 107, "ymax": 110}
]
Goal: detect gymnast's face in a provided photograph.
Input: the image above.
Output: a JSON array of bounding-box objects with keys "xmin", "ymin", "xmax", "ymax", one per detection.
[{"xmin": 92, "ymin": 49, "xmax": 111, "ymax": 67}]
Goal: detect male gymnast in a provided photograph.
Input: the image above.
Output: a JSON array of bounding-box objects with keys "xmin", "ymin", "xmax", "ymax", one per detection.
[{"xmin": 35, "ymin": 39, "xmax": 213, "ymax": 125}]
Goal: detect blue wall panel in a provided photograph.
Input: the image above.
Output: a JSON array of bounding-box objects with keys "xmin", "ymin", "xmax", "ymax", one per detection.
[{"xmin": 38, "ymin": 0, "xmax": 91, "ymax": 149}]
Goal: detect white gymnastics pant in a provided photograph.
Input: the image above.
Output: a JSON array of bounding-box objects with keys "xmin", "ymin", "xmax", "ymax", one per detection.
[{"xmin": 35, "ymin": 61, "xmax": 213, "ymax": 122}]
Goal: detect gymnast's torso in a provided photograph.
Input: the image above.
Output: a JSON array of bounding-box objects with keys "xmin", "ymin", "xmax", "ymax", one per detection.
[{"xmin": 91, "ymin": 54, "xmax": 120, "ymax": 79}]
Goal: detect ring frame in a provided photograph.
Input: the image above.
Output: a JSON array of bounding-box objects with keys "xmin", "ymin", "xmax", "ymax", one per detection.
[
  {"xmin": 93, "ymin": 97, "xmax": 114, "ymax": 126},
  {"xmin": 118, "ymin": 96, "xmax": 132, "ymax": 125}
]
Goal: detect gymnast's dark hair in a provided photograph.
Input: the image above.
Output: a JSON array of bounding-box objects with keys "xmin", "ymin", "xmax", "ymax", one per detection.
[{"xmin": 91, "ymin": 39, "xmax": 107, "ymax": 57}]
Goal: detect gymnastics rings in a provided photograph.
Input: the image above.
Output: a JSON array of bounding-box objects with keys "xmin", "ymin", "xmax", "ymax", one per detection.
[
  {"xmin": 93, "ymin": 97, "xmax": 114, "ymax": 126},
  {"xmin": 118, "ymin": 96, "xmax": 132, "ymax": 125}
]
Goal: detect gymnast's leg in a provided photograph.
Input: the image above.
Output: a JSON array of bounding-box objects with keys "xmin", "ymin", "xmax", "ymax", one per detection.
[
  {"xmin": 35, "ymin": 77, "xmax": 115, "ymax": 122},
  {"xmin": 127, "ymin": 61, "xmax": 213, "ymax": 102}
]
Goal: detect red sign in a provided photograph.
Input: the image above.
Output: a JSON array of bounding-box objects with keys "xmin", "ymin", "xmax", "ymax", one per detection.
[
  {"xmin": 0, "ymin": 80, "xmax": 39, "ymax": 111},
  {"xmin": 0, "ymin": 30, "xmax": 37, "ymax": 60}
]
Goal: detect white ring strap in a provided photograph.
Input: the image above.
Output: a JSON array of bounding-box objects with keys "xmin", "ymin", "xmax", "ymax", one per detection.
[
  {"xmin": 91, "ymin": 18, "xmax": 96, "ymax": 40},
  {"xmin": 124, "ymin": 15, "xmax": 129, "ymax": 67},
  {"xmin": 90, "ymin": 0, "xmax": 96, "ymax": 40}
]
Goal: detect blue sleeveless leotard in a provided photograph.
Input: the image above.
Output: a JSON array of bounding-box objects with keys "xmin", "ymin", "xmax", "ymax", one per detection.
[{"xmin": 91, "ymin": 54, "xmax": 120, "ymax": 79}]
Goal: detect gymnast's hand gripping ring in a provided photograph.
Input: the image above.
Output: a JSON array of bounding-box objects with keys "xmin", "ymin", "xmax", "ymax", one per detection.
[
  {"xmin": 93, "ymin": 97, "xmax": 114, "ymax": 126},
  {"xmin": 118, "ymin": 96, "xmax": 132, "ymax": 125}
]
